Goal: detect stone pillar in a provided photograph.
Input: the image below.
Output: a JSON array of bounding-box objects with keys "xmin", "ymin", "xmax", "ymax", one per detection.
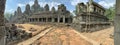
[
  {"xmin": 41, "ymin": 18, "xmax": 43, "ymax": 22},
  {"xmin": 30, "ymin": 18, "xmax": 31, "ymax": 22},
  {"xmin": 63, "ymin": 17, "xmax": 65, "ymax": 23},
  {"xmin": 32, "ymin": 18, "xmax": 34, "ymax": 22},
  {"xmin": 37, "ymin": 18, "xmax": 39, "ymax": 22},
  {"xmin": 29, "ymin": 18, "xmax": 30, "ymax": 22},
  {"xmin": 46, "ymin": 18, "xmax": 48, "ymax": 22},
  {"xmin": 52, "ymin": 18, "xmax": 54, "ymax": 22},
  {"xmin": 39, "ymin": 18, "xmax": 40, "ymax": 22},
  {"xmin": 32, "ymin": 18, "xmax": 33, "ymax": 22},
  {"xmin": 58, "ymin": 17, "xmax": 60, "ymax": 23},
  {"xmin": 115, "ymin": 0, "xmax": 120, "ymax": 45}
]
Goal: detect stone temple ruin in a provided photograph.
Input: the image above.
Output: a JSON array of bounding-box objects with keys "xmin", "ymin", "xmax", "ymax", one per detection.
[
  {"xmin": 10, "ymin": 0, "xmax": 73, "ymax": 23},
  {"xmin": 72, "ymin": 0, "xmax": 110, "ymax": 32},
  {"xmin": 10, "ymin": 0, "xmax": 110, "ymax": 32}
]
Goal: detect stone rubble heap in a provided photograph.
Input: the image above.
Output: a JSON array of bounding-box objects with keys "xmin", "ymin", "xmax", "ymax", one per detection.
[{"xmin": 5, "ymin": 24, "xmax": 32, "ymax": 45}]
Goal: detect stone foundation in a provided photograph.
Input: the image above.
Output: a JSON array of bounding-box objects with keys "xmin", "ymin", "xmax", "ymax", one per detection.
[
  {"xmin": 71, "ymin": 23, "xmax": 110, "ymax": 32},
  {"xmin": 0, "ymin": 26, "xmax": 6, "ymax": 45}
]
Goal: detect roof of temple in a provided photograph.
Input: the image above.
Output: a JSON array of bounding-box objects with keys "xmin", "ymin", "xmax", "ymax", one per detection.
[{"xmin": 90, "ymin": 1, "xmax": 106, "ymax": 10}]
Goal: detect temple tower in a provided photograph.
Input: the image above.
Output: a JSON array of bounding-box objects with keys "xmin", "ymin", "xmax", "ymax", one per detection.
[
  {"xmin": 44, "ymin": 4, "xmax": 49, "ymax": 11},
  {"xmin": 76, "ymin": 3, "xmax": 87, "ymax": 14},
  {"xmin": 14, "ymin": 11, "xmax": 17, "ymax": 16},
  {"xmin": 58, "ymin": 4, "xmax": 67, "ymax": 13},
  {"xmin": 88, "ymin": 0, "xmax": 94, "ymax": 12},
  {"xmin": 17, "ymin": 7, "xmax": 22, "ymax": 16},
  {"xmin": 24, "ymin": 4, "xmax": 32, "ymax": 16},
  {"xmin": 51, "ymin": 7, "xmax": 56, "ymax": 13},
  {"xmin": 31, "ymin": 0, "xmax": 40, "ymax": 13}
]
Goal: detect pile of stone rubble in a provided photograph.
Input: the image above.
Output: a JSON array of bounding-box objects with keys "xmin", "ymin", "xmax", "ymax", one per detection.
[{"xmin": 5, "ymin": 24, "xmax": 32, "ymax": 45}]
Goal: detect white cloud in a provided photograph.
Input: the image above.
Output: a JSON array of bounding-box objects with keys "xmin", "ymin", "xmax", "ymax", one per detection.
[
  {"xmin": 9, "ymin": 9, "xmax": 14, "ymax": 12},
  {"xmin": 27, "ymin": 1, "xmax": 61, "ymax": 10},
  {"xmin": 5, "ymin": 9, "xmax": 14, "ymax": 13},
  {"xmin": 70, "ymin": 10, "xmax": 76, "ymax": 16},
  {"xmin": 17, "ymin": 0, "xmax": 34, "ymax": 7},
  {"xmin": 98, "ymin": 0, "xmax": 115, "ymax": 8},
  {"xmin": 71, "ymin": 0, "xmax": 88, "ymax": 6},
  {"xmin": 28, "ymin": 1, "xmax": 34, "ymax": 6},
  {"xmin": 70, "ymin": 0, "xmax": 115, "ymax": 8},
  {"xmin": 17, "ymin": 3, "xmax": 26, "ymax": 7}
]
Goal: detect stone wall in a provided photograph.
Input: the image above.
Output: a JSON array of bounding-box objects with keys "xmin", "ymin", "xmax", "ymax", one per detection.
[
  {"xmin": 115, "ymin": 0, "xmax": 120, "ymax": 45},
  {"xmin": 0, "ymin": 0, "xmax": 6, "ymax": 45}
]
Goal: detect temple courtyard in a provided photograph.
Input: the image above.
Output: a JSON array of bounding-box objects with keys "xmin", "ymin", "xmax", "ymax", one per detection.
[{"xmin": 7, "ymin": 23, "xmax": 114, "ymax": 45}]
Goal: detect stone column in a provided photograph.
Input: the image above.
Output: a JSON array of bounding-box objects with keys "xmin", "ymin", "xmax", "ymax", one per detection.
[
  {"xmin": 32, "ymin": 18, "xmax": 33, "ymax": 22},
  {"xmin": 29, "ymin": 18, "xmax": 30, "ymax": 22},
  {"xmin": 46, "ymin": 18, "xmax": 48, "ymax": 22},
  {"xmin": 58, "ymin": 17, "xmax": 60, "ymax": 23},
  {"xmin": 37, "ymin": 18, "xmax": 39, "ymax": 22},
  {"xmin": 30, "ymin": 18, "xmax": 31, "ymax": 22},
  {"xmin": 33, "ymin": 18, "xmax": 34, "ymax": 22},
  {"xmin": 39, "ymin": 18, "xmax": 41, "ymax": 22},
  {"xmin": 52, "ymin": 18, "xmax": 54, "ymax": 22},
  {"xmin": 115, "ymin": 0, "xmax": 120, "ymax": 45},
  {"xmin": 63, "ymin": 17, "xmax": 65, "ymax": 23},
  {"xmin": 41, "ymin": 18, "xmax": 43, "ymax": 22}
]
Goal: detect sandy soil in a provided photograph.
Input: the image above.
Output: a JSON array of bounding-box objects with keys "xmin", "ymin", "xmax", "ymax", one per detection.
[
  {"xmin": 37, "ymin": 26, "xmax": 92, "ymax": 45},
  {"xmin": 81, "ymin": 27, "xmax": 114, "ymax": 45},
  {"xmin": 16, "ymin": 24, "xmax": 51, "ymax": 36},
  {"xmin": 16, "ymin": 24, "xmax": 114, "ymax": 45}
]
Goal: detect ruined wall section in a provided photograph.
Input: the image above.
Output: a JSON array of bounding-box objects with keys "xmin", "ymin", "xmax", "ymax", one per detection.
[{"xmin": 0, "ymin": 0, "xmax": 6, "ymax": 45}]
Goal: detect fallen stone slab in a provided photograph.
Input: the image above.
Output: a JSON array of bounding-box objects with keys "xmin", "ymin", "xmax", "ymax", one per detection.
[{"xmin": 17, "ymin": 27, "xmax": 54, "ymax": 45}]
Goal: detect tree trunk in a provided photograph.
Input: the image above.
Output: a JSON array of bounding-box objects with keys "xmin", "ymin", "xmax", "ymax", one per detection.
[{"xmin": 115, "ymin": 0, "xmax": 120, "ymax": 45}]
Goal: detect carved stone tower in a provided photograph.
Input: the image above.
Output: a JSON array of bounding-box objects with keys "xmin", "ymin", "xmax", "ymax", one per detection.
[
  {"xmin": 76, "ymin": 3, "xmax": 87, "ymax": 14},
  {"xmin": 14, "ymin": 11, "xmax": 17, "ymax": 16},
  {"xmin": 88, "ymin": 0, "xmax": 94, "ymax": 12},
  {"xmin": 58, "ymin": 4, "xmax": 66, "ymax": 13},
  {"xmin": 31, "ymin": 0, "xmax": 40, "ymax": 13},
  {"xmin": 24, "ymin": 4, "xmax": 32, "ymax": 16},
  {"xmin": 51, "ymin": 7, "xmax": 56, "ymax": 13},
  {"xmin": 17, "ymin": 7, "xmax": 22, "ymax": 16},
  {"xmin": 44, "ymin": 4, "xmax": 49, "ymax": 11}
]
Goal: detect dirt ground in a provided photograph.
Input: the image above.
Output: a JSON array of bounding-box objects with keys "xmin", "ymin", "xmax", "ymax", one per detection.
[
  {"xmin": 16, "ymin": 24, "xmax": 114, "ymax": 45},
  {"xmin": 16, "ymin": 24, "xmax": 51, "ymax": 36},
  {"xmin": 17, "ymin": 24, "xmax": 92, "ymax": 45},
  {"xmin": 38, "ymin": 26, "xmax": 92, "ymax": 45},
  {"xmin": 81, "ymin": 27, "xmax": 114, "ymax": 45}
]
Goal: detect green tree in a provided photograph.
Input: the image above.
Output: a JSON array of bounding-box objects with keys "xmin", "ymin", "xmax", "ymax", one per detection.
[
  {"xmin": 105, "ymin": 6, "xmax": 115, "ymax": 21},
  {"xmin": 4, "ymin": 12, "xmax": 13, "ymax": 21}
]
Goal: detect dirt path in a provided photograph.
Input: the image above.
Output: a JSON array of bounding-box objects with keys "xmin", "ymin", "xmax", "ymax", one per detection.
[
  {"xmin": 17, "ymin": 26, "xmax": 54, "ymax": 45},
  {"xmin": 73, "ymin": 30, "xmax": 100, "ymax": 45},
  {"xmin": 81, "ymin": 27, "xmax": 114, "ymax": 45},
  {"xmin": 37, "ymin": 26, "xmax": 93, "ymax": 45},
  {"xmin": 15, "ymin": 24, "xmax": 113, "ymax": 45}
]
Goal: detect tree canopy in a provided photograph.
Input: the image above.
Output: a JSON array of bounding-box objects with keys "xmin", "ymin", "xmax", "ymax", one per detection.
[{"xmin": 105, "ymin": 6, "xmax": 115, "ymax": 21}]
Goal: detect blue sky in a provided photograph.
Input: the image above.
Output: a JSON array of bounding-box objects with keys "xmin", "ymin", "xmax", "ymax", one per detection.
[{"xmin": 5, "ymin": 0, "xmax": 115, "ymax": 14}]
